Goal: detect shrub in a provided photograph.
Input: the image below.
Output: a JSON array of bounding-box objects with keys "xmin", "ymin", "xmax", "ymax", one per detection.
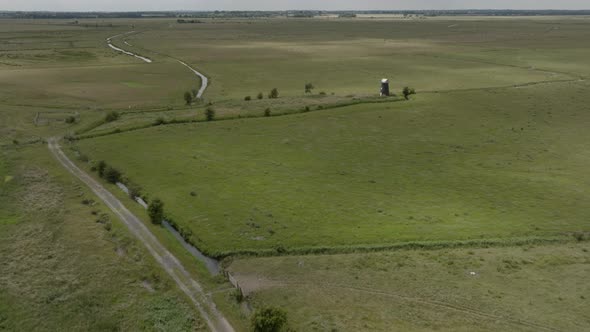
[
  {"xmin": 153, "ymin": 117, "xmax": 166, "ymax": 126},
  {"xmin": 304, "ymin": 82, "xmax": 314, "ymax": 94},
  {"xmin": 97, "ymin": 160, "xmax": 107, "ymax": 177},
  {"xmin": 103, "ymin": 166, "xmax": 122, "ymax": 184},
  {"xmin": 403, "ymin": 87, "xmax": 416, "ymax": 100},
  {"xmin": 251, "ymin": 307, "xmax": 288, "ymax": 332},
  {"xmin": 127, "ymin": 182, "xmax": 142, "ymax": 199},
  {"xmin": 148, "ymin": 199, "xmax": 164, "ymax": 225},
  {"xmin": 81, "ymin": 198, "xmax": 94, "ymax": 205},
  {"xmin": 78, "ymin": 154, "xmax": 89, "ymax": 162},
  {"xmin": 205, "ymin": 107, "xmax": 215, "ymax": 121},
  {"xmin": 230, "ymin": 289, "xmax": 244, "ymax": 303},
  {"xmin": 245, "ymin": 96, "xmax": 252, "ymax": 101},
  {"xmin": 319, "ymin": 91, "xmax": 327, "ymax": 96},
  {"xmin": 184, "ymin": 91, "xmax": 193, "ymax": 105},
  {"xmin": 105, "ymin": 111, "xmax": 120, "ymax": 122},
  {"xmin": 264, "ymin": 108, "xmax": 271, "ymax": 117},
  {"xmin": 257, "ymin": 92, "xmax": 264, "ymax": 100},
  {"xmin": 573, "ymin": 232, "xmax": 586, "ymax": 242},
  {"xmin": 268, "ymin": 88, "xmax": 279, "ymax": 99},
  {"xmin": 65, "ymin": 116, "xmax": 76, "ymax": 124},
  {"xmin": 304, "ymin": 106, "xmax": 310, "ymax": 112},
  {"xmin": 191, "ymin": 88, "xmax": 198, "ymax": 98},
  {"xmin": 96, "ymin": 213, "xmax": 109, "ymax": 224}
]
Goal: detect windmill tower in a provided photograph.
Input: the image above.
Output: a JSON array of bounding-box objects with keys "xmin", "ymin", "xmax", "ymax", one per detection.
[{"xmin": 380, "ymin": 78, "xmax": 390, "ymax": 96}]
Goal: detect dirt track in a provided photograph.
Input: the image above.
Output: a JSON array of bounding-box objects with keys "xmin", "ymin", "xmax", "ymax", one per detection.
[
  {"xmin": 48, "ymin": 137, "xmax": 234, "ymax": 332},
  {"xmin": 107, "ymin": 32, "xmax": 208, "ymax": 98}
]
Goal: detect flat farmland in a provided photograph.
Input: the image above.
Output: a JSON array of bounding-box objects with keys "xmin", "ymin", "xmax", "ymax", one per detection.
[
  {"xmin": 77, "ymin": 79, "xmax": 590, "ymax": 256},
  {"xmin": 0, "ymin": 19, "xmax": 200, "ymax": 109},
  {"xmin": 228, "ymin": 242, "xmax": 590, "ymax": 331},
  {"xmin": 124, "ymin": 18, "xmax": 588, "ymax": 99},
  {"xmin": 3, "ymin": 15, "xmax": 590, "ymax": 331}
]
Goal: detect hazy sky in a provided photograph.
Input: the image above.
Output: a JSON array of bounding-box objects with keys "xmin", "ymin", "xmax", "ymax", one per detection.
[{"xmin": 1, "ymin": 0, "xmax": 588, "ymax": 12}]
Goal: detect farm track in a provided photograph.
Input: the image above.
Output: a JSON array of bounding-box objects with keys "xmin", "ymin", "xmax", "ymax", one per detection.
[
  {"xmin": 107, "ymin": 32, "xmax": 208, "ymax": 98},
  {"xmin": 262, "ymin": 280, "xmax": 560, "ymax": 332},
  {"xmin": 106, "ymin": 32, "xmax": 152, "ymax": 63},
  {"xmin": 48, "ymin": 137, "xmax": 235, "ymax": 332}
]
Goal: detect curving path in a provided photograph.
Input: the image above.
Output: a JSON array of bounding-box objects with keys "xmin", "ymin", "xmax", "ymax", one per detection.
[
  {"xmin": 106, "ymin": 32, "xmax": 208, "ymax": 98},
  {"xmin": 107, "ymin": 32, "xmax": 152, "ymax": 63},
  {"xmin": 48, "ymin": 138, "xmax": 234, "ymax": 332}
]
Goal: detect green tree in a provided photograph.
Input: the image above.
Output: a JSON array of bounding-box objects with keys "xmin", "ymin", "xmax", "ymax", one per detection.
[
  {"xmin": 127, "ymin": 182, "xmax": 142, "ymax": 199},
  {"xmin": 148, "ymin": 199, "xmax": 164, "ymax": 225},
  {"xmin": 205, "ymin": 107, "xmax": 215, "ymax": 121},
  {"xmin": 257, "ymin": 92, "xmax": 264, "ymax": 100},
  {"xmin": 264, "ymin": 108, "xmax": 271, "ymax": 117},
  {"xmin": 304, "ymin": 83, "xmax": 314, "ymax": 94},
  {"xmin": 97, "ymin": 160, "xmax": 107, "ymax": 178},
  {"xmin": 268, "ymin": 88, "xmax": 279, "ymax": 99},
  {"xmin": 245, "ymin": 95, "xmax": 252, "ymax": 101},
  {"xmin": 251, "ymin": 307, "xmax": 288, "ymax": 332},
  {"xmin": 184, "ymin": 91, "xmax": 193, "ymax": 105},
  {"xmin": 191, "ymin": 88, "xmax": 198, "ymax": 98},
  {"xmin": 403, "ymin": 87, "xmax": 416, "ymax": 100},
  {"xmin": 105, "ymin": 111, "xmax": 120, "ymax": 122},
  {"xmin": 103, "ymin": 166, "xmax": 121, "ymax": 184}
]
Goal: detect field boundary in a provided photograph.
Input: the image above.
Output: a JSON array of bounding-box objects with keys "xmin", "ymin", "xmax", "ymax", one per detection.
[
  {"xmin": 72, "ymin": 96, "xmax": 405, "ymax": 140},
  {"xmin": 72, "ymin": 76, "xmax": 586, "ymax": 141},
  {"xmin": 213, "ymin": 236, "xmax": 585, "ymax": 260}
]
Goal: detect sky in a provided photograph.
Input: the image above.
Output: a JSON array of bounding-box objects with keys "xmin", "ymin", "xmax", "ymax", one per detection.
[{"xmin": 1, "ymin": 0, "xmax": 588, "ymax": 12}]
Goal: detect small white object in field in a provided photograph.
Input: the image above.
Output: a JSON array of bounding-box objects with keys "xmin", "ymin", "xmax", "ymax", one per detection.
[{"xmin": 470, "ymin": 271, "xmax": 477, "ymax": 276}]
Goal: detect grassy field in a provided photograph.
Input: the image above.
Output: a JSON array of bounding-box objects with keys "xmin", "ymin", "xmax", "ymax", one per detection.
[
  {"xmin": 228, "ymin": 243, "xmax": 590, "ymax": 331},
  {"xmin": 0, "ymin": 19, "xmax": 199, "ymax": 110},
  {"xmin": 0, "ymin": 144, "xmax": 206, "ymax": 331},
  {"xmin": 124, "ymin": 18, "xmax": 588, "ymax": 99},
  {"xmin": 76, "ymin": 79, "xmax": 590, "ymax": 256},
  {"xmin": 3, "ymin": 15, "xmax": 590, "ymax": 331}
]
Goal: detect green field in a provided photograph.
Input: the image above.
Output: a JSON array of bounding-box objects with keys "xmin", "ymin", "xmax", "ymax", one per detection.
[
  {"xmin": 2, "ymin": 15, "xmax": 590, "ymax": 331},
  {"xmin": 76, "ymin": 80, "xmax": 590, "ymax": 256},
  {"xmin": 229, "ymin": 243, "xmax": 590, "ymax": 331}
]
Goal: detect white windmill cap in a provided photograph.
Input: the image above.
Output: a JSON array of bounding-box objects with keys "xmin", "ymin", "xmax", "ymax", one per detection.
[{"xmin": 381, "ymin": 78, "xmax": 389, "ymax": 83}]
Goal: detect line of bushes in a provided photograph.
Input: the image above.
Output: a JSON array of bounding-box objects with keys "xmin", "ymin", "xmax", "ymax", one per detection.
[
  {"xmin": 71, "ymin": 148, "xmax": 198, "ymax": 247},
  {"xmin": 76, "ymin": 153, "xmax": 149, "ymax": 204},
  {"xmin": 73, "ymin": 96, "xmax": 406, "ymax": 141}
]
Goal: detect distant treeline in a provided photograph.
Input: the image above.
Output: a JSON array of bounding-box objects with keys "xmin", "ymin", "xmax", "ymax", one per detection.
[{"xmin": 1, "ymin": 9, "xmax": 590, "ymax": 19}]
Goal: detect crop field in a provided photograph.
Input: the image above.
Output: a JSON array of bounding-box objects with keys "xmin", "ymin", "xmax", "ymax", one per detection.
[{"xmin": 2, "ymin": 15, "xmax": 590, "ymax": 331}]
